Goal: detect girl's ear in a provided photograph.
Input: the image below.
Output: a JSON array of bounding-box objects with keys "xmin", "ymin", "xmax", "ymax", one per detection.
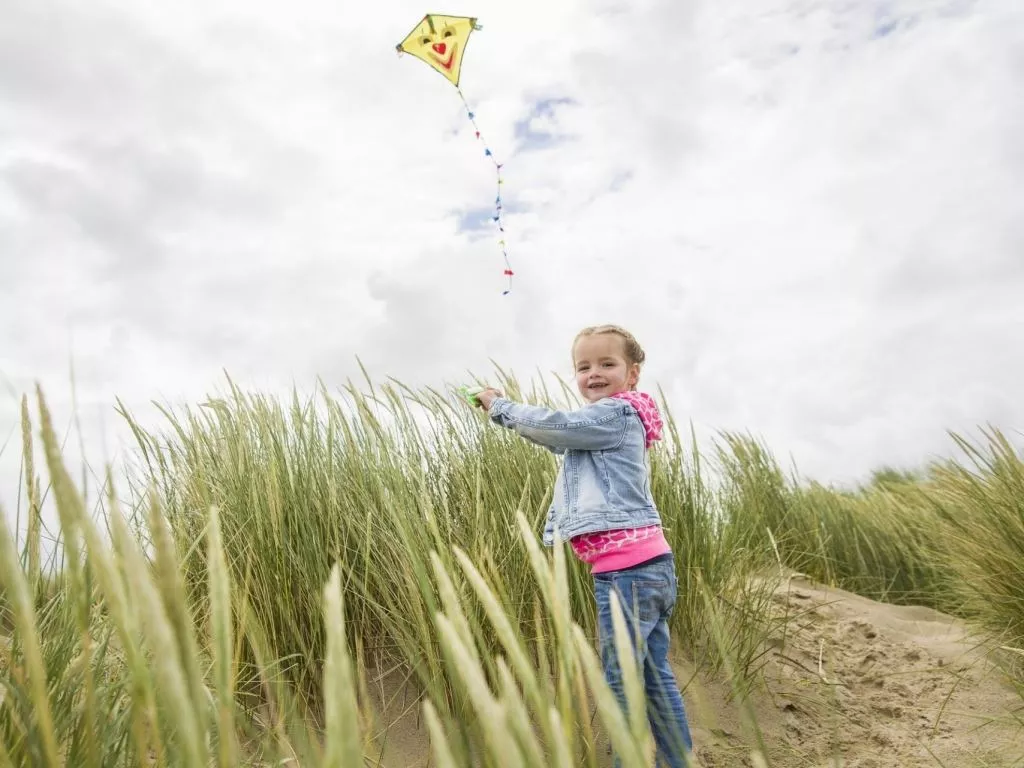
[{"xmin": 627, "ymin": 363, "xmax": 640, "ymax": 389}]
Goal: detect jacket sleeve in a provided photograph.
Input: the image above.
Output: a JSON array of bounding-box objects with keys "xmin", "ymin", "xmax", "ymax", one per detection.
[{"xmin": 486, "ymin": 397, "xmax": 628, "ymax": 451}]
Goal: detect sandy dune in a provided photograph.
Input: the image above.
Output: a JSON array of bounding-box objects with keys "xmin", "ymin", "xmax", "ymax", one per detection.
[
  {"xmin": 686, "ymin": 575, "xmax": 1022, "ymax": 767},
  {"xmin": 364, "ymin": 574, "xmax": 1023, "ymax": 767}
]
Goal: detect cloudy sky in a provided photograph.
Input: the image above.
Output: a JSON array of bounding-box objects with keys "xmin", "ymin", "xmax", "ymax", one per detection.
[{"xmin": 2, "ymin": 0, "xmax": 1022, "ymax": 537}]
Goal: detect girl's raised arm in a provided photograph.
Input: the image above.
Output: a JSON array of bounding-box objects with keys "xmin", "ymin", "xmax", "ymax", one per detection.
[{"xmin": 486, "ymin": 397, "xmax": 629, "ymax": 451}]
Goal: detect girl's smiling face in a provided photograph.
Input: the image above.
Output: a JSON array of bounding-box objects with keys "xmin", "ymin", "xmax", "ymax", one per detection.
[{"xmin": 573, "ymin": 334, "xmax": 640, "ymax": 403}]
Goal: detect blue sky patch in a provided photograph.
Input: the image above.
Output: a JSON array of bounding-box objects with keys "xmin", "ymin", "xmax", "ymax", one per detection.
[
  {"xmin": 873, "ymin": 16, "xmax": 899, "ymax": 38},
  {"xmin": 513, "ymin": 97, "xmax": 575, "ymax": 152}
]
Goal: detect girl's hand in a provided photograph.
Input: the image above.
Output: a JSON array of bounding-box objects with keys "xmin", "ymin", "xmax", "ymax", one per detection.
[{"xmin": 475, "ymin": 388, "xmax": 503, "ymax": 411}]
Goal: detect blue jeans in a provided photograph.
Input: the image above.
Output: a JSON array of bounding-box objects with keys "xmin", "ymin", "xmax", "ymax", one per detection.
[{"xmin": 594, "ymin": 554, "xmax": 693, "ymax": 767}]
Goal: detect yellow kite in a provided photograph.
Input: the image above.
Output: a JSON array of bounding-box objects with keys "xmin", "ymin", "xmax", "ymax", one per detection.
[
  {"xmin": 396, "ymin": 14, "xmax": 478, "ymax": 86},
  {"xmin": 396, "ymin": 13, "xmax": 514, "ymax": 295}
]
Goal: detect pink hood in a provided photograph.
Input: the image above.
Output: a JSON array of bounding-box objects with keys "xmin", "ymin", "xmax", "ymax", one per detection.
[{"xmin": 610, "ymin": 391, "xmax": 663, "ymax": 449}]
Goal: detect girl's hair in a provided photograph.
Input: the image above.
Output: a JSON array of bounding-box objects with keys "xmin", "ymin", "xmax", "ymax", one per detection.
[{"xmin": 572, "ymin": 324, "xmax": 647, "ymax": 367}]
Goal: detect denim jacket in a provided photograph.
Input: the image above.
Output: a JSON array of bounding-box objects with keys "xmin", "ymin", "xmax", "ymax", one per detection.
[{"xmin": 487, "ymin": 396, "xmax": 663, "ymax": 546}]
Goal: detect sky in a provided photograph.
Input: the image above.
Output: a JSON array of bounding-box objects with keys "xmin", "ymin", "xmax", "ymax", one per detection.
[{"xmin": 2, "ymin": 0, "xmax": 1022, "ymax": 541}]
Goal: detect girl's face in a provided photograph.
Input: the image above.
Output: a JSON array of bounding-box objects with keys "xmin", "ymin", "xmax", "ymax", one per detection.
[{"xmin": 573, "ymin": 334, "xmax": 640, "ymax": 403}]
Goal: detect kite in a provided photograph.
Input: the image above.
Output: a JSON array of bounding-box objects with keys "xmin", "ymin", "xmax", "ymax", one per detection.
[{"xmin": 396, "ymin": 14, "xmax": 514, "ymax": 296}]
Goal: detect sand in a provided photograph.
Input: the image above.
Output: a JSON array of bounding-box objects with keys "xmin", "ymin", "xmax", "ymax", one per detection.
[
  {"xmin": 363, "ymin": 573, "xmax": 1023, "ymax": 767},
  {"xmin": 687, "ymin": 574, "xmax": 1023, "ymax": 767}
]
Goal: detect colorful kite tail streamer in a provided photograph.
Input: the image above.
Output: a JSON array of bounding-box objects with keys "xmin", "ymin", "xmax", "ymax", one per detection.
[{"xmin": 456, "ymin": 86, "xmax": 513, "ymax": 296}]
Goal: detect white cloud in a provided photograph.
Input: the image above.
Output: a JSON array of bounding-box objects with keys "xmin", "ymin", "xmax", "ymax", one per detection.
[{"xmin": 2, "ymin": 0, "xmax": 1022, "ymax": 539}]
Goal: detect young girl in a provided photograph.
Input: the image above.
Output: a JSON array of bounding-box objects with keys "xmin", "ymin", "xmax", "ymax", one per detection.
[{"xmin": 469, "ymin": 324, "xmax": 694, "ymax": 767}]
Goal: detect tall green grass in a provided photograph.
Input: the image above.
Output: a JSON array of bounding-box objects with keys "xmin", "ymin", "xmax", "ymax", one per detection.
[
  {"xmin": 925, "ymin": 429, "xmax": 1024, "ymax": 665},
  {"xmin": 1, "ymin": 373, "xmax": 1021, "ymax": 766},
  {"xmin": 2, "ymin": 386, "xmax": 773, "ymax": 766},
  {"xmin": 114, "ymin": 374, "xmax": 779, "ymax": 711},
  {"xmin": 712, "ymin": 422, "xmax": 1024, "ymax": 681}
]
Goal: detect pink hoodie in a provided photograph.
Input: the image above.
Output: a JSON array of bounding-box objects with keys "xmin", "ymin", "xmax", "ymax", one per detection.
[{"xmin": 610, "ymin": 390, "xmax": 663, "ymax": 448}]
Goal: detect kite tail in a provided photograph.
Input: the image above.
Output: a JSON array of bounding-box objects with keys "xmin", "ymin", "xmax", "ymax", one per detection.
[{"xmin": 456, "ymin": 86, "xmax": 513, "ymax": 296}]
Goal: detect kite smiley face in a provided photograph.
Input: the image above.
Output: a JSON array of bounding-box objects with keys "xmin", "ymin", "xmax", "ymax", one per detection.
[
  {"xmin": 397, "ymin": 14, "xmax": 477, "ymax": 86},
  {"xmin": 419, "ymin": 26, "xmax": 459, "ymax": 73}
]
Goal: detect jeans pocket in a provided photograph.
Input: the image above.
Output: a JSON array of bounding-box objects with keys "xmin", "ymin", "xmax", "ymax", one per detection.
[{"xmin": 622, "ymin": 576, "xmax": 669, "ymax": 626}]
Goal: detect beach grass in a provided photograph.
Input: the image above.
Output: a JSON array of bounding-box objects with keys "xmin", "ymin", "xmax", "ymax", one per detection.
[{"xmin": 1, "ymin": 374, "xmax": 1021, "ymax": 765}]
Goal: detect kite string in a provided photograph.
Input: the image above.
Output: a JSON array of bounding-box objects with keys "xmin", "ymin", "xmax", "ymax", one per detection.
[{"xmin": 456, "ymin": 86, "xmax": 513, "ymax": 296}]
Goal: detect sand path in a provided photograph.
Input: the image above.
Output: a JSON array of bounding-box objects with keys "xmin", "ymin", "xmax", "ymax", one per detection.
[
  {"xmin": 364, "ymin": 574, "xmax": 1023, "ymax": 767},
  {"xmin": 686, "ymin": 574, "xmax": 1023, "ymax": 767}
]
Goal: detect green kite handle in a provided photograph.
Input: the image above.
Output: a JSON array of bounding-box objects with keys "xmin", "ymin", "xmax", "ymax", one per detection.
[{"xmin": 457, "ymin": 385, "xmax": 486, "ymax": 406}]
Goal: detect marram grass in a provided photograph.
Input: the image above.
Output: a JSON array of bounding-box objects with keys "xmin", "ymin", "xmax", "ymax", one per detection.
[
  {"xmin": 114, "ymin": 374, "xmax": 778, "ymax": 709},
  {"xmin": 1, "ymin": 376, "xmax": 1023, "ymax": 766},
  {"xmin": 1, "ymin": 385, "xmax": 752, "ymax": 766}
]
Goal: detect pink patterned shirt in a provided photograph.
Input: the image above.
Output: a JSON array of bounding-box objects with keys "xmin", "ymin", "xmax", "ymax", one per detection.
[{"xmin": 570, "ymin": 524, "xmax": 672, "ymax": 573}]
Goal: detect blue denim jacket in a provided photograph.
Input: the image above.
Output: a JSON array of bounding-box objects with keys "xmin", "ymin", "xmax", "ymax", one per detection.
[{"xmin": 487, "ymin": 396, "xmax": 663, "ymax": 546}]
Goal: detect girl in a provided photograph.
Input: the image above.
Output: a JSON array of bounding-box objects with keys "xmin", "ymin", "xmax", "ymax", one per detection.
[{"xmin": 468, "ymin": 324, "xmax": 694, "ymax": 767}]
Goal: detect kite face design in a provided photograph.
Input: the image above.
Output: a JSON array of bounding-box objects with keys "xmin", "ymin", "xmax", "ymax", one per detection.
[
  {"xmin": 396, "ymin": 14, "xmax": 477, "ymax": 86},
  {"xmin": 419, "ymin": 27, "xmax": 456, "ymax": 72}
]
